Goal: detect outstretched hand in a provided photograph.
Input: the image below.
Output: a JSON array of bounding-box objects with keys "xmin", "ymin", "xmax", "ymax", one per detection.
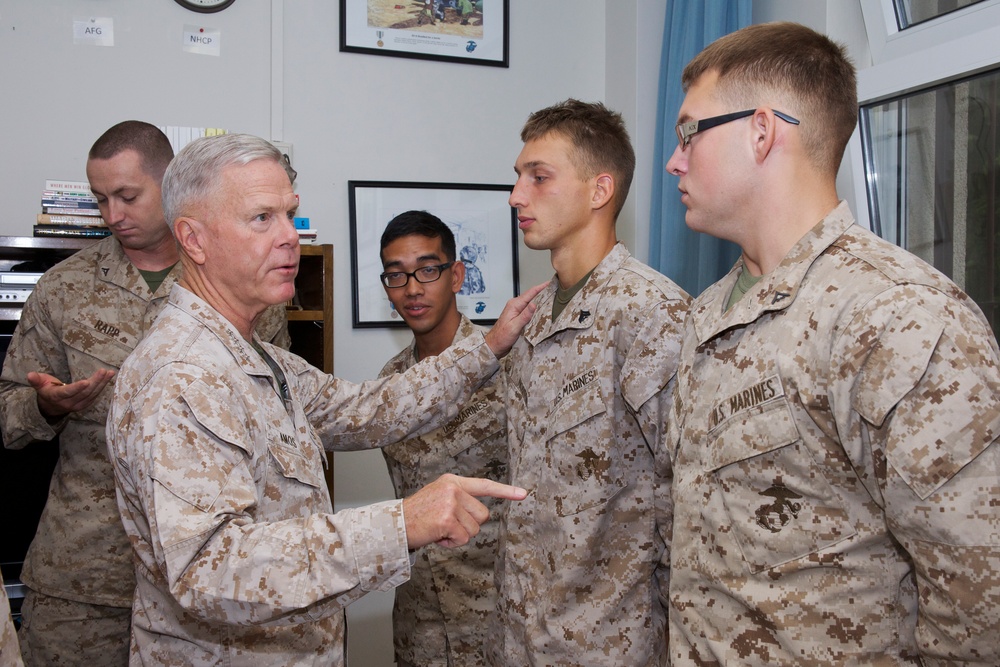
[
  {"xmin": 483, "ymin": 281, "xmax": 547, "ymax": 358},
  {"xmin": 402, "ymin": 473, "xmax": 528, "ymax": 549},
  {"xmin": 27, "ymin": 369, "xmax": 115, "ymax": 419}
]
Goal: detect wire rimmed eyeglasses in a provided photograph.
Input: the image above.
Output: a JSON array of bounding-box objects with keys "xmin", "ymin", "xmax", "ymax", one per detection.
[
  {"xmin": 675, "ymin": 109, "xmax": 800, "ymax": 148},
  {"xmin": 380, "ymin": 262, "xmax": 454, "ymax": 288}
]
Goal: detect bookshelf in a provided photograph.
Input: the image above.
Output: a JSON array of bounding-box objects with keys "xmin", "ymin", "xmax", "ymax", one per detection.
[{"xmin": 0, "ymin": 238, "xmax": 334, "ymax": 375}]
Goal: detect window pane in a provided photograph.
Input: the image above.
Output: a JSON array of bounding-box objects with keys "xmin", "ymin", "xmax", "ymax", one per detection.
[
  {"xmin": 861, "ymin": 67, "xmax": 1000, "ymax": 340},
  {"xmin": 894, "ymin": 0, "xmax": 988, "ymax": 28}
]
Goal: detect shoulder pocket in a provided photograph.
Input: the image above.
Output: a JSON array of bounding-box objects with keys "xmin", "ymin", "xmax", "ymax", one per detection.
[
  {"xmin": 852, "ymin": 303, "xmax": 943, "ymax": 428},
  {"xmin": 151, "ymin": 380, "xmax": 253, "ymax": 512},
  {"xmin": 855, "ymin": 303, "xmax": 999, "ymax": 499}
]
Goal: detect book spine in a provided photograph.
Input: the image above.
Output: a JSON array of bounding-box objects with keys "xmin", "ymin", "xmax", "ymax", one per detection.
[
  {"xmin": 41, "ymin": 206, "xmax": 103, "ymax": 216},
  {"xmin": 43, "ymin": 180, "xmax": 91, "ymax": 193},
  {"xmin": 33, "ymin": 227, "xmax": 111, "ymax": 238},
  {"xmin": 37, "ymin": 213, "xmax": 108, "ymax": 226}
]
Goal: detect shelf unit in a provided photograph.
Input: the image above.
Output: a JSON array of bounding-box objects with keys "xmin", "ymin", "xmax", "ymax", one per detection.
[
  {"xmin": 0, "ymin": 237, "xmax": 334, "ymax": 376},
  {"xmin": 288, "ymin": 244, "xmax": 334, "ymax": 374},
  {"xmin": 0, "ymin": 236, "xmax": 99, "ymax": 322}
]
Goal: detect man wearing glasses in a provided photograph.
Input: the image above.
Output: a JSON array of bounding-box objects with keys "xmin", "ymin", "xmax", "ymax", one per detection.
[
  {"xmin": 377, "ymin": 210, "xmax": 508, "ymax": 667},
  {"xmin": 665, "ymin": 22, "xmax": 1000, "ymax": 664}
]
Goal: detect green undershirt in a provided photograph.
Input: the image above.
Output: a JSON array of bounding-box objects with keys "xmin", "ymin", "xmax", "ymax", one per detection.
[
  {"xmin": 138, "ymin": 264, "xmax": 176, "ymax": 294},
  {"xmin": 553, "ymin": 268, "xmax": 595, "ymax": 320},
  {"xmin": 725, "ymin": 265, "xmax": 763, "ymax": 312}
]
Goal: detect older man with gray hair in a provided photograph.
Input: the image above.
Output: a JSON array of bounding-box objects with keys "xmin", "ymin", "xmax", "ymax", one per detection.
[{"xmin": 106, "ymin": 133, "xmax": 542, "ymax": 666}]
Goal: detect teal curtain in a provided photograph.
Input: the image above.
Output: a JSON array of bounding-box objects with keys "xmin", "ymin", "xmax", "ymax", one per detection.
[{"xmin": 649, "ymin": 0, "xmax": 751, "ymax": 297}]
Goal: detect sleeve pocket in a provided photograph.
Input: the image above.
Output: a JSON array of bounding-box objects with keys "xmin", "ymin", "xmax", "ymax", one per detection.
[
  {"xmin": 150, "ymin": 380, "xmax": 252, "ymax": 512},
  {"xmin": 852, "ymin": 303, "xmax": 943, "ymax": 428},
  {"xmin": 854, "ymin": 304, "xmax": 999, "ymax": 499}
]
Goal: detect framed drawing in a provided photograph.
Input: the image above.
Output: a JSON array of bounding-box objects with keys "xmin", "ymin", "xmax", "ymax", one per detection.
[
  {"xmin": 349, "ymin": 180, "xmax": 519, "ymax": 328},
  {"xmin": 339, "ymin": 0, "xmax": 509, "ymax": 68}
]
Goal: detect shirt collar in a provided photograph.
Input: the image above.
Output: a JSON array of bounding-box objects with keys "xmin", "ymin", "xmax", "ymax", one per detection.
[{"xmin": 690, "ymin": 201, "xmax": 856, "ymax": 343}]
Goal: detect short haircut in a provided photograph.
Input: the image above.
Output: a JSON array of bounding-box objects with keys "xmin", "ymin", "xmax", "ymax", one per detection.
[
  {"xmin": 682, "ymin": 21, "xmax": 858, "ymax": 176},
  {"xmin": 520, "ymin": 99, "xmax": 636, "ymax": 219},
  {"xmin": 161, "ymin": 133, "xmax": 283, "ymax": 230},
  {"xmin": 379, "ymin": 210, "xmax": 457, "ymax": 264},
  {"xmin": 88, "ymin": 120, "xmax": 174, "ymax": 182}
]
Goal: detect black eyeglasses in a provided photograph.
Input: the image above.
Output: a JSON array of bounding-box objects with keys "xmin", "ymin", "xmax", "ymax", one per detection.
[
  {"xmin": 675, "ymin": 109, "xmax": 800, "ymax": 148},
  {"xmin": 380, "ymin": 262, "xmax": 454, "ymax": 288}
]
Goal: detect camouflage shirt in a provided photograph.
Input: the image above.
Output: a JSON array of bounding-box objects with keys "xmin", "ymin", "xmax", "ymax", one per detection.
[
  {"xmin": 0, "ymin": 566, "xmax": 23, "ymax": 667},
  {"xmin": 0, "ymin": 236, "xmax": 287, "ymax": 608},
  {"xmin": 668, "ymin": 202, "xmax": 1000, "ymax": 665},
  {"xmin": 380, "ymin": 314, "xmax": 507, "ymax": 667},
  {"xmin": 489, "ymin": 243, "xmax": 689, "ymax": 666},
  {"xmin": 106, "ymin": 284, "xmax": 503, "ymax": 666}
]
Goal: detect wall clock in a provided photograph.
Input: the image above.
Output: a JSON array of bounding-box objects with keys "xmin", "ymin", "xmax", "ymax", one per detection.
[{"xmin": 174, "ymin": 0, "xmax": 235, "ymax": 13}]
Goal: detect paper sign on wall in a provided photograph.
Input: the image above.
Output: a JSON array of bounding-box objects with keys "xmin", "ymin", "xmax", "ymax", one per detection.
[
  {"xmin": 182, "ymin": 25, "xmax": 221, "ymax": 56},
  {"xmin": 73, "ymin": 17, "xmax": 114, "ymax": 47}
]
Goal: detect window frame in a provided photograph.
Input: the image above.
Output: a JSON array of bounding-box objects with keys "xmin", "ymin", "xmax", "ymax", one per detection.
[{"xmin": 848, "ymin": 0, "xmax": 1000, "ymax": 231}]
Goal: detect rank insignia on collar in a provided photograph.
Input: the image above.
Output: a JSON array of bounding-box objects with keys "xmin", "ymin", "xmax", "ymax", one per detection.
[
  {"xmin": 771, "ymin": 291, "xmax": 790, "ymax": 304},
  {"xmin": 102, "ymin": 267, "xmax": 110, "ymax": 276},
  {"xmin": 578, "ymin": 310, "xmax": 590, "ymax": 323}
]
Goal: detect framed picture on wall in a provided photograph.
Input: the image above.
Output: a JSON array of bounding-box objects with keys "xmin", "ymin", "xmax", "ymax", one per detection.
[
  {"xmin": 339, "ymin": 0, "xmax": 509, "ymax": 68},
  {"xmin": 349, "ymin": 180, "xmax": 519, "ymax": 328}
]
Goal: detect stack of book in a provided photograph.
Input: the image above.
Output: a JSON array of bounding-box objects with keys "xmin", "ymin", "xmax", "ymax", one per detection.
[{"xmin": 35, "ymin": 180, "xmax": 110, "ymax": 238}]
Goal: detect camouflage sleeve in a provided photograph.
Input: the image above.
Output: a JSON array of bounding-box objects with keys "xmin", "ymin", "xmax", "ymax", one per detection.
[
  {"xmin": 289, "ymin": 332, "xmax": 501, "ymax": 452},
  {"xmin": 621, "ymin": 298, "xmax": 683, "ymax": 610},
  {"xmin": 0, "ymin": 284, "xmax": 68, "ymax": 449},
  {"xmin": 839, "ymin": 286, "xmax": 1000, "ymax": 663},
  {"xmin": 123, "ymin": 368, "xmax": 410, "ymax": 627}
]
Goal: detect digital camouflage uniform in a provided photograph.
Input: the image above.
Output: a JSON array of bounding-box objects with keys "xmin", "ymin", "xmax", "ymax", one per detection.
[
  {"xmin": 489, "ymin": 243, "xmax": 689, "ymax": 666},
  {"xmin": 668, "ymin": 202, "xmax": 1000, "ymax": 665},
  {"xmin": 0, "ymin": 566, "xmax": 23, "ymax": 667},
  {"xmin": 106, "ymin": 284, "xmax": 504, "ymax": 667},
  {"xmin": 0, "ymin": 236, "xmax": 288, "ymax": 666},
  {"xmin": 379, "ymin": 314, "xmax": 506, "ymax": 667}
]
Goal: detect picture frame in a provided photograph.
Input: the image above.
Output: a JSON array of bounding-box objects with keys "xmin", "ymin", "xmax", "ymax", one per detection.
[
  {"xmin": 349, "ymin": 180, "xmax": 519, "ymax": 328},
  {"xmin": 339, "ymin": 0, "xmax": 509, "ymax": 68}
]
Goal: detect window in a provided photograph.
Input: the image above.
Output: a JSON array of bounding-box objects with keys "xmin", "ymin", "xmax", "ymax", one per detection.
[
  {"xmin": 860, "ymin": 69, "xmax": 999, "ymax": 335},
  {"xmin": 894, "ymin": 0, "xmax": 987, "ymax": 29},
  {"xmin": 851, "ymin": 0, "xmax": 1000, "ymax": 339}
]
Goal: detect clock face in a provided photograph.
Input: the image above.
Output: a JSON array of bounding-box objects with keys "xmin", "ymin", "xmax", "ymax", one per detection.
[{"xmin": 174, "ymin": 0, "xmax": 236, "ymax": 13}]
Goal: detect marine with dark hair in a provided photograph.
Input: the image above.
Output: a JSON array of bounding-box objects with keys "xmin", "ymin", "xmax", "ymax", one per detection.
[
  {"xmin": 378, "ymin": 209, "xmax": 507, "ymax": 666},
  {"xmin": 666, "ymin": 21, "xmax": 1000, "ymax": 665},
  {"xmin": 0, "ymin": 121, "xmax": 289, "ymax": 666},
  {"xmin": 489, "ymin": 99, "xmax": 690, "ymax": 665}
]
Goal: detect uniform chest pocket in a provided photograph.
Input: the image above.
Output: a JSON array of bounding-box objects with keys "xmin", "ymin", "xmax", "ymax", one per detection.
[
  {"xmin": 268, "ymin": 439, "xmax": 324, "ymax": 489},
  {"xmin": 63, "ymin": 322, "xmax": 134, "ymax": 420},
  {"xmin": 63, "ymin": 320, "xmax": 135, "ymax": 370},
  {"xmin": 710, "ymin": 398, "xmax": 857, "ymax": 574},
  {"xmin": 384, "ymin": 392, "xmax": 504, "ymax": 469},
  {"xmin": 544, "ymin": 380, "xmax": 624, "ymax": 517}
]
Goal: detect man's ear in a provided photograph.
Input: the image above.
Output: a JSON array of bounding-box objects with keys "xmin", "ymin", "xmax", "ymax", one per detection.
[
  {"xmin": 751, "ymin": 108, "xmax": 779, "ymax": 164},
  {"xmin": 174, "ymin": 217, "xmax": 207, "ymax": 265},
  {"xmin": 592, "ymin": 173, "xmax": 615, "ymax": 211},
  {"xmin": 451, "ymin": 260, "xmax": 466, "ymax": 294}
]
